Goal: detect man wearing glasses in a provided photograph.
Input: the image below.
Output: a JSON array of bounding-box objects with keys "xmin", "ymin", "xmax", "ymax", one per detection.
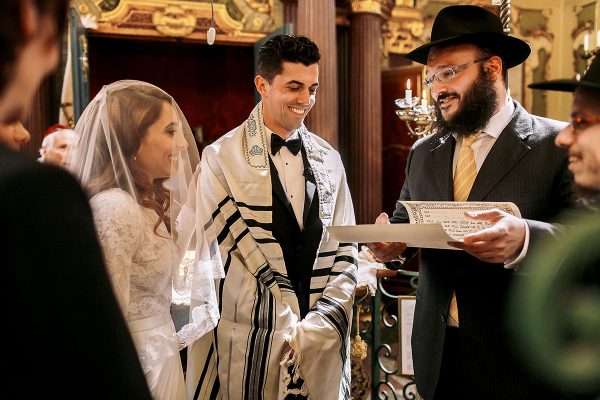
[
  {"xmin": 530, "ymin": 55, "xmax": 600, "ymax": 201},
  {"xmin": 369, "ymin": 5, "xmax": 575, "ymax": 400}
]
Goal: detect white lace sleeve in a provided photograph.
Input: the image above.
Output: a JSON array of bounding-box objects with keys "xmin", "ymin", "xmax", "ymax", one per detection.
[{"xmin": 91, "ymin": 189, "xmax": 143, "ymax": 315}]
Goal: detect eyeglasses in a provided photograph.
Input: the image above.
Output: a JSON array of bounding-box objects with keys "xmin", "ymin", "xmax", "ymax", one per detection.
[
  {"xmin": 569, "ymin": 116, "xmax": 600, "ymax": 131},
  {"xmin": 423, "ymin": 56, "xmax": 492, "ymax": 89}
]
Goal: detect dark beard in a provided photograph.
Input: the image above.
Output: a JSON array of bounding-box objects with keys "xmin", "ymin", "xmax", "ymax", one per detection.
[{"xmin": 433, "ymin": 67, "xmax": 498, "ymax": 137}]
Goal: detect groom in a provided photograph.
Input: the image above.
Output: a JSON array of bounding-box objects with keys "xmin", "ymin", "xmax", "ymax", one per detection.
[{"xmin": 187, "ymin": 34, "xmax": 357, "ymax": 399}]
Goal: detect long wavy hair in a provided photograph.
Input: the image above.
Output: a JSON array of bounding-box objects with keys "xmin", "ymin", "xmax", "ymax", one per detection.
[{"xmin": 87, "ymin": 84, "xmax": 172, "ymax": 235}]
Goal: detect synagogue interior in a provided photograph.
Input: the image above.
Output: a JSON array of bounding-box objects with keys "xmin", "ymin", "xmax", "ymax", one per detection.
[{"xmin": 14, "ymin": 0, "xmax": 600, "ymax": 399}]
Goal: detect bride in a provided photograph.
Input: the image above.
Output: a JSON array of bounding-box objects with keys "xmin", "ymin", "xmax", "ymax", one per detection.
[{"xmin": 68, "ymin": 80, "xmax": 219, "ymax": 399}]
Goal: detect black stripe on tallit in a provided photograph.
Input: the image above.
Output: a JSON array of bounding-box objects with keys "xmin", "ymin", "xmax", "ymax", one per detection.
[
  {"xmin": 193, "ymin": 340, "xmax": 215, "ymax": 400},
  {"xmin": 312, "ymin": 296, "xmax": 349, "ymax": 361},
  {"xmin": 235, "ymin": 201, "xmax": 272, "ymax": 212},
  {"xmin": 317, "ymin": 250, "xmax": 337, "ymax": 258},
  {"xmin": 216, "ymin": 209, "xmax": 243, "ymax": 244},
  {"xmin": 243, "ymin": 283, "xmax": 275, "ymax": 400},
  {"xmin": 272, "ymin": 271, "xmax": 293, "ymax": 291},
  {"xmin": 255, "ymin": 237, "xmax": 278, "ymax": 244},
  {"xmin": 311, "ymin": 267, "xmax": 332, "ymax": 278},
  {"xmin": 332, "ymin": 255, "xmax": 357, "ymax": 266},
  {"xmin": 245, "ymin": 218, "xmax": 273, "ymax": 231},
  {"xmin": 210, "ymin": 196, "xmax": 234, "ymax": 222},
  {"xmin": 255, "ymin": 263, "xmax": 276, "ymax": 288}
]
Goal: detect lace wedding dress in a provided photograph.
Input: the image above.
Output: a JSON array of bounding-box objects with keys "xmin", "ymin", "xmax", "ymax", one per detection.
[{"xmin": 91, "ymin": 188, "xmax": 186, "ymax": 400}]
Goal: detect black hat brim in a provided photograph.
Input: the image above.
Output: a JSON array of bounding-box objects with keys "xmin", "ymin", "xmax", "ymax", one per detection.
[
  {"xmin": 405, "ymin": 32, "xmax": 531, "ymax": 69},
  {"xmin": 528, "ymin": 79, "xmax": 600, "ymax": 93}
]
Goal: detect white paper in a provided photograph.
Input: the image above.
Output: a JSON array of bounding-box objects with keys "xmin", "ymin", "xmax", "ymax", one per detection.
[
  {"xmin": 399, "ymin": 297, "xmax": 416, "ymax": 376},
  {"xmin": 400, "ymin": 201, "xmax": 521, "ymax": 240},
  {"xmin": 327, "ymin": 223, "xmax": 458, "ymax": 249},
  {"xmin": 326, "ymin": 201, "xmax": 521, "ymax": 250}
]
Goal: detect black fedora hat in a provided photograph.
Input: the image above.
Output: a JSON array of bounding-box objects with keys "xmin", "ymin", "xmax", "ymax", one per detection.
[
  {"xmin": 405, "ymin": 5, "xmax": 531, "ymax": 68},
  {"xmin": 528, "ymin": 55, "xmax": 600, "ymax": 92}
]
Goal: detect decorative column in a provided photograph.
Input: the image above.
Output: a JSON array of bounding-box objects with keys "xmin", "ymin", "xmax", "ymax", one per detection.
[
  {"xmin": 280, "ymin": 0, "xmax": 297, "ymax": 28},
  {"xmin": 348, "ymin": 0, "xmax": 386, "ymax": 223},
  {"xmin": 296, "ymin": 0, "xmax": 338, "ymax": 148}
]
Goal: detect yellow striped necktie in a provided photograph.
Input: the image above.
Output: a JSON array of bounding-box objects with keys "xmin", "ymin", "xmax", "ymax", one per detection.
[
  {"xmin": 449, "ymin": 132, "xmax": 482, "ymax": 327},
  {"xmin": 453, "ymin": 132, "xmax": 482, "ymax": 202}
]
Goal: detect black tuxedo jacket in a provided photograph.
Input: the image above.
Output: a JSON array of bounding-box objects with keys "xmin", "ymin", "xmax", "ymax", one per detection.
[
  {"xmin": 390, "ymin": 101, "xmax": 575, "ymax": 399},
  {"xmin": 0, "ymin": 144, "xmax": 151, "ymax": 398},
  {"xmin": 269, "ymin": 149, "xmax": 322, "ymax": 318}
]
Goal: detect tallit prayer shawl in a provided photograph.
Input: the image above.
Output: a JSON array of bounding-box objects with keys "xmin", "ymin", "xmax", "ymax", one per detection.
[{"xmin": 186, "ymin": 102, "xmax": 358, "ymax": 400}]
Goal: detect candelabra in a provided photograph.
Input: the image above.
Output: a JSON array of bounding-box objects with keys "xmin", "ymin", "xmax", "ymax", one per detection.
[
  {"xmin": 579, "ymin": 29, "xmax": 600, "ymax": 60},
  {"xmin": 394, "ymin": 95, "xmax": 436, "ymax": 137}
]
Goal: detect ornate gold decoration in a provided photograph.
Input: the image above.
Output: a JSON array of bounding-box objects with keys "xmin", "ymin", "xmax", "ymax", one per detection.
[
  {"xmin": 243, "ymin": 0, "xmax": 271, "ymax": 14},
  {"xmin": 383, "ymin": 18, "xmax": 423, "ymax": 55},
  {"xmin": 382, "ymin": 3, "xmax": 423, "ymax": 67},
  {"xmin": 152, "ymin": 5, "xmax": 196, "ymax": 37},
  {"xmin": 81, "ymin": 0, "xmax": 275, "ymax": 45},
  {"xmin": 350, "ymin": 0, "xmax": 384, "ymax": 15},
  {"xmin": 60, "ymin": 102, "xmax": 75, "ymax": 129},
  {"xmin": 79, "ymin": 34, "xmax": 89, "ymax": 83}
]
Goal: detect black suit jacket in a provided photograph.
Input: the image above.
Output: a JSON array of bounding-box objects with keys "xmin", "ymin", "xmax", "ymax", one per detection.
[
  {"xmin": 269, "ymin": 149, "xmax": 322, "ymax": 318},
  {"xmin": 390, "ymin": 101, "xmax": 575, "ymax": 399},
  {"xmin": 0, "ymin": 145, "xmax": 152, "ymax": 399}
]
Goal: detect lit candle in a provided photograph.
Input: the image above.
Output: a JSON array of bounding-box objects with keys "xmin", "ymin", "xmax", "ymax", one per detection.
[
  {"xmin": 584, "ymin": 32, "xmax": 590, "ymax": 51},
  {"xmin": 421, "ymin": 89, "xmax": 428, "ymax": 107},
  {"xmin": 405, "ymin": 79, "xmax": 412, "ymax": 102}
]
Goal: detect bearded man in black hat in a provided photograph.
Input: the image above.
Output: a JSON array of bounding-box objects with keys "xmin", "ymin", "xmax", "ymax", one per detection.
[{"xmin": 369, "ymin": 5, "xmax": 576, "ymax": 400}]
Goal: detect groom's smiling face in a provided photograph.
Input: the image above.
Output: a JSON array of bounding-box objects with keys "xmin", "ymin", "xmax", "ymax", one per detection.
[{"xmin": 255, "ymin": 61, "xmax": 319, "ymax": 137}]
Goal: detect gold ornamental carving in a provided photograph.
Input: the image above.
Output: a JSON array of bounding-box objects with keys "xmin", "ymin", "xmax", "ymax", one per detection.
[
  {"xmin": 152, "ymin": 5, "xmax": 196, "ymax": 37},
  {"xmin": 383, "ymin": 5, "xmax": 423, "ymax": 57},
  {"xmin": 82, "ymin": 0, "xmax": 274, "ymax": 45},
  {"xmin": 350, "ymin": 0, "xmax": 384, "ymax": 16},
  {"xmin": 242, "ymin": 0, "xmax": 271, "ymax": 14}
]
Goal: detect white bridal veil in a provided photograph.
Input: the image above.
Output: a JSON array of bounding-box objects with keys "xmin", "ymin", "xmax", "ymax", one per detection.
[{"xmin": 67, "ymin": 80, "xmax": 221, "ymax": 355}]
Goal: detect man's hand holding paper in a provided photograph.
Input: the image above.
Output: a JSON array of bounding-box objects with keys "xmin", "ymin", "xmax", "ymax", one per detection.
[
  {"xmin": 447, "ymin": 208, "xmax": 527, "ymax": 264},
  {"xmin": 367, "ymin": 212, "xmax": 407, "ymax": 263},
  {"xmin": 328, "ymin": 202, "xmax": 524, "ymax": 260}
]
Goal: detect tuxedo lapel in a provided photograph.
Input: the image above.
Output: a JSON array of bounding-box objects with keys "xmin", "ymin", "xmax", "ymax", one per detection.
[
  {"xmin": 304, "ymin": 180, "xmax": 316, "ymax": 224},
  {"xmin": 268, "ymin": 157, "xmax": 298, "ymax": 224},
  {"xmin": 301, "ymin": 146, "xmax": 316, "ymax": 226},
  {"xmin": 431, "ymin": 133, "xmax": 455, "ymax": 200},
  {"xmin": 469, "ymin": 102, "xmax": 532, "ymax": 201}
]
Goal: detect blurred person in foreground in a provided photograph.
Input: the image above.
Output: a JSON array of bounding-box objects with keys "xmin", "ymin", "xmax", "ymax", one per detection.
[
  {"xmin": 510, "ymin": 55, "xmax": 600, "ymax": 400},
  {"xmin": 0, "ymin": 120, "xmax": 30, "ymax": 151},
  {"xmin": 0, "ymin": 0, "xmax": 152, "ymax": 397}
]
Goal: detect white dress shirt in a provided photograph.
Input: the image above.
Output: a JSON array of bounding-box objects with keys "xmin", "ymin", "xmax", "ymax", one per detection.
[
  {"xmin": 266, "ymin": 130, "xmax": 306, "ymax": 229},
  {"xmin": 452, "ymin": 97, "xmax": 529, "ymax": 268}
]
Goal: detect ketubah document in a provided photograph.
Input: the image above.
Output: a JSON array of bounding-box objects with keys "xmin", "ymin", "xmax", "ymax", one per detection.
[{"xmin": 327, "ymin": 201, "xmax": 521, "ymax": 250}]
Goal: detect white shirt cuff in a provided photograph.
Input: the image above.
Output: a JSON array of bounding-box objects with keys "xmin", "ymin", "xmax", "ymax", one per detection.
[{"xmin": 504, "ymin": 220, "xmax": 529, "ymax": 270}]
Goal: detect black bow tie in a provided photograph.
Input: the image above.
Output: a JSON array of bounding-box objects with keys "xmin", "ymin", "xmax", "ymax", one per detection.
[{"xmin": 271, "ymin": 133, "xmax": 302, "ymax": 156}]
